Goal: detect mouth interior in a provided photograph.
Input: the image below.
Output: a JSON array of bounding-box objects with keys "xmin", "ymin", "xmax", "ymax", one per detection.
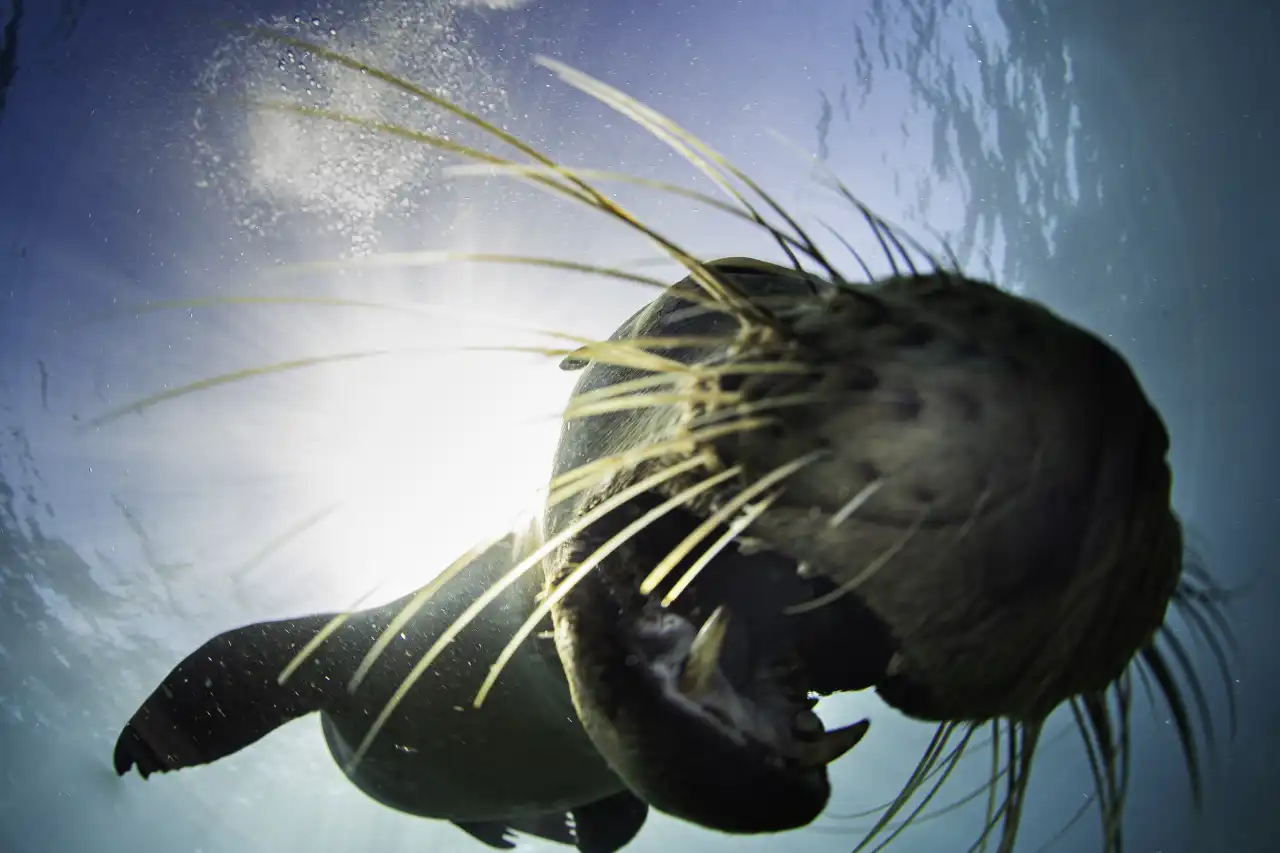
[
  {"xmin": 620, "ymin": 523, "xmax": 882, "ymax": 773},
  {"xmin": 634, "ymin": 604, "xmax": 826, "ymax": 761}
]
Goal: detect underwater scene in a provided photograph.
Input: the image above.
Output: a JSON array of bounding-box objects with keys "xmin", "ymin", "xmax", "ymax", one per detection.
[{"xmin": 0, "ymin": 1, "xmax": 1276, "ymax": 852}]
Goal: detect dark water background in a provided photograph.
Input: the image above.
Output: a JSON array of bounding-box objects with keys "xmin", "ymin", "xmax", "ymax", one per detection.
[{"xmin": 0, "ymin": 1, "xmax": 1276, "ymax": 852}]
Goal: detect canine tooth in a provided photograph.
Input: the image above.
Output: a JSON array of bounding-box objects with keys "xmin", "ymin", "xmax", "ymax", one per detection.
[
  {"xmin": 795, "ymin": 719, "xmax": 869, "ymax": 768},
  {"xmin": 679, "ymin": 606, "xmax": 730, "ymax": 697},
  {"xmin": 886, "ymin": 652, "xmax": 905, "ymax": 676}
]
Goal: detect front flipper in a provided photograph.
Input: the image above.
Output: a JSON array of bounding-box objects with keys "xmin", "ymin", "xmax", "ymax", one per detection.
[
  {"xmin": 572, "ymin": 791, "xmax": 648, "ymax": 853},
  {"xmin": 454, "ymin": 791, "xmax": 647, "ymax": 853},
  {"xmin": 114, "ymin": 614, "xmax": 339, "ymax": 778}
]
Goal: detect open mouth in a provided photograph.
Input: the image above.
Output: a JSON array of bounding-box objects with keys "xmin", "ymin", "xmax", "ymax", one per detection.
[
  {"xmin": 633, "ymin": 598, "xmax": 870, "ymax": 772},
  {"xmin": 553, "ymin": 489, "xmax": 896, "ymax": 834}
]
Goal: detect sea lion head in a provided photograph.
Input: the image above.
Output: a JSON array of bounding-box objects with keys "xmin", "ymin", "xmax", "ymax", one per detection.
[{"xmin": 543, "ymin": 255, "xmax": 1203, "ymax": 840}]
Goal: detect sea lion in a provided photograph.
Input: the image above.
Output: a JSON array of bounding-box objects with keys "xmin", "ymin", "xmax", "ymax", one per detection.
[
  {"xmin": 113, "ymin": 533, "xmax": 650, "ymax": 853},
  {"xmin": 106, "ymin": 31, "xmax": 1235, "ymax": 853}
]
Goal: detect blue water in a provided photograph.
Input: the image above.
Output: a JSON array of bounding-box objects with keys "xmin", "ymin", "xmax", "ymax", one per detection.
[{"xmin": 1, "ymin": 1, "xmax": 1276, "ymax": 852}]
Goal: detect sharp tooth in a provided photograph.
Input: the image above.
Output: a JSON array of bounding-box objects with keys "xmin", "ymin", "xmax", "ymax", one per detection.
[
  {"xmin": 679, "ymin": 606, "xmax": 730, "ymax": 697},
  {"xmin": 795, "ymin": 719, "xmax": 870, "ymax": 768}
]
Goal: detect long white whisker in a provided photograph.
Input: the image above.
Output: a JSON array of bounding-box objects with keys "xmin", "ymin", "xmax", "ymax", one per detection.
[
  {"xmin": 471, "ymin": 464, "xmax": 747, "ymax": 707},
  {"xmin": 344, "ymin": 453, "xmax": 718, "ymax": 770},
  {"xmin": 661, "ymin": 489, "xmax": 783, "ymax": 607},
  {"xmin": 829, "ymin": 480, "xmax": 884, "ymax": 528},
  {"xmin": 640, "ymin": 448, "xmax": 830, "ymax": 598},
  {"xmin": 787, "ymin": 509, "xmax": 928, "ymax": 614}
]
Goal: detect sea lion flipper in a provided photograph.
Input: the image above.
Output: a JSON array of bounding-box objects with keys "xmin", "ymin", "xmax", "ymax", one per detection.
[
  {"xmin": 114, "ymin": 613, "xmax": 339, "ymax": 778},
  {"xmin": 455, "ymin": 802, "xmax": 631, "ymax": 852},
  {"xmin": 570, "ymin": 791, "xmax": 649, "ymax": 853},
  {"xmin": 453, "ymin": 822, "xmax": 519, "ymax": 849},
  {"xmin": 510, "ymin": 812, "xmax": 577, "ymax": 846}
]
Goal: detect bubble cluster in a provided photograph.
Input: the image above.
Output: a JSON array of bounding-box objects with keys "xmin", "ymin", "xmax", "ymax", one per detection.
[{"xmin": 190, "ymin": 0, "xmax": 514, "ymax": 254}]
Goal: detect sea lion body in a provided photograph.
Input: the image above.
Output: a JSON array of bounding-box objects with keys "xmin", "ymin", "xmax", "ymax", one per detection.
[
  {"xmin": 113, "ymin": 535, "xmax": 647, "ymax": 852},
  {"xmin": 314, "ymin": 536, "xmax": 621, "ymax": 821}
]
